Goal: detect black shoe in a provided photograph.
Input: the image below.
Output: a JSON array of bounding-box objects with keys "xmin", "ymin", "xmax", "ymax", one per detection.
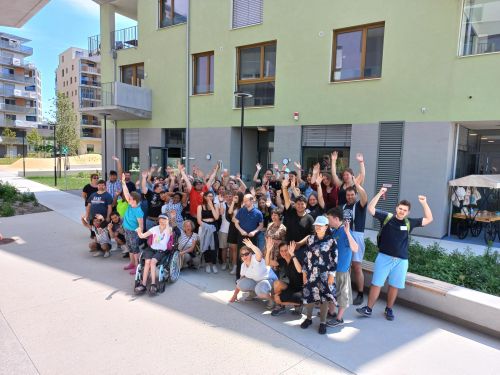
[
  {"xmin": 353, "ymin": 293, "xmax": 364, "ymax": 305},
  {"xmin": 385, "ymin": 307, "xmax": 395, "ymax": 321},
  {"xmin": 271, "ymin": 306, "xmax": 286, "ymax": 316},
  {"xmin": 122, "ymin": 252, "xmax": 130, "ymax": 259},
  {"xmin": 326, "ymin": 318, "xmax": 344, "ymax": 328},
  {"xmin": 318, "ymin": 323, "xmax": 327, "ymax": 335},
  {"xmin": 149, "ymin": 284, "xmax": 158, "ymax": 296},
  {"xmin": 134, "ymin": 284, "xmax": 147, "ymax": 295},
  {"xmin": 300, "ymin": 319, "xmax": 313, "ymax": 329},
  {"xmin": 356, "ymin": 305, "xmax": 372, "ymax": 317}
]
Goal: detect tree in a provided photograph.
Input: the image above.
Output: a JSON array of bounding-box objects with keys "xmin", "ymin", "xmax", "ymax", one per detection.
[
  {"xmin": 26, "ymin": 128, "xmax": 43, "ymax": 153},
  {"xmin": 1, "ymin": 128, "xmax": 17, "ymax": 157},
  {"xmin": 54, "ymin": 92, "xmax": 80, "ymax": 155}
]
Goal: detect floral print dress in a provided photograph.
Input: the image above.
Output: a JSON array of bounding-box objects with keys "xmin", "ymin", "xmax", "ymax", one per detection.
[{"xmin": 302, "ymin": 232, "xmax": 338, "ymax": 304}]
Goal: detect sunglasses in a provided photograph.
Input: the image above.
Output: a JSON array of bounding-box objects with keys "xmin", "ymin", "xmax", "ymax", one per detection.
[{"xmin": 240, "ymin": 252, "xmax": 250, "ymax": 257}]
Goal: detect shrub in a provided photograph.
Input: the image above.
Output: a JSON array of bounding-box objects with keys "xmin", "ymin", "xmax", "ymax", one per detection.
[
  {"xmin": 0, "ymin": 182, "xmax": 18, "ymax": 202},
  {"xmin": 0, "ymin": 202, "xmax": 15, "ymax": 217},
  {"xmin": 364, "ymin": 238, "xmax": 500, "ymax": 296},
  {"xmin": 77, "ymin": 171, "xmax": 85, "ymax": 178},
  {"xmin": 19, "ymin": 191, "xmax": 37, "ymax": 203}
]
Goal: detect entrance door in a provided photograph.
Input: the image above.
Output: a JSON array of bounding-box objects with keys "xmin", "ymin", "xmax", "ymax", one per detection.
[
  {"xmin": 166, "ymin": 147, "xmax": 184, "ymax": 169},
  {"xmin": 149, "ymin": 147, "xmax": 168, "ymax": 173}
]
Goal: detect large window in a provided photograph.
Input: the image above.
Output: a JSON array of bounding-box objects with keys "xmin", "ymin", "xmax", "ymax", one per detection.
[
  {"xmin": 332, "ymin": 23, "xmax": 385, "ymax": 82},
  {"xmin": 236, "ymin": 41, "xmax": 276, "ymax": 106},
  {"xmin": 460, "ymin": 0, "xmax": 500, "ymax": 56},
  {"xmin": 121, "ymin": 63, "xmax": 144, "ymax": 87},
  {"xmin": 232, "ymin": 0, "xmax": 263, "ymax": 29},
  {"xmin": 193, "ymin": 52, "xmax": 214, "ymax": 95},
  {"xmin": 159, "ymin": 0, "xmax": 188, "ymax": 28}
]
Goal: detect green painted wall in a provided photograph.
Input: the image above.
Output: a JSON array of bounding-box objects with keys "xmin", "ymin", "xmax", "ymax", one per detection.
[{"xmin": 100, "ymin": 0, "xmax": 500, "ymax": 130}]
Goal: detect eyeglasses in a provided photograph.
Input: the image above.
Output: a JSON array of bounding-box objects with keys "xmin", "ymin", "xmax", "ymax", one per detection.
[
  {"xmin": 92, "ymin": 177, "xmax": 98, "ymax": 179},
  {"xmin": 240, "ymin": 252, "xmax": 250, "ymax": 257}
]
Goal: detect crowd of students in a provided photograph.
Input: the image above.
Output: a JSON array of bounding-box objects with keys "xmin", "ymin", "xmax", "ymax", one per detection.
[{"xmin": 81, "ymin": 153, "xmax": 433, "ymax": 334}]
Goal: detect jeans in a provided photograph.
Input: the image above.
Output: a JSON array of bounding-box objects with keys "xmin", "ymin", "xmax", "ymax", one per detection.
[{"xmin": 237, "ymin": 270, "xmax": 278, "ymax": 296}]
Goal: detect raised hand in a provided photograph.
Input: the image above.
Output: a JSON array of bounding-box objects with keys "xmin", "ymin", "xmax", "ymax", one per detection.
[
  {"xmin": 331, "ymin": 151, "xmax": 338, "ymax": 162},
  {"xmin": 250, "ymin": 186, "xmax": 256, "ymax": 197},
  {"xmin": 418, "ymin": 195, "xmax": 427, "ymax": 203},
  {"xmin": 112, "ymin": 156, "xmax": 119, "ymax": 162},
  {"xmin": 294, "ymin": 161, "xmax": 302, "ymax": 170},
  {"xmin": 281, "ymin": 175, "xmax": 290, "ymax": 188},
  {"xmin": 343, "ymin": 220, "xmax": 350, "ymax": 234},
  {"xmin": 265, "ymin": 236, "xmax": 274, "ymax": 252},
  {"xmin": 379, "ymin": 186, "xmax": 388, "ymax": 195},
  {"xmin": 242, "ymin": 238, "xmax": 253, "ymax": 248},
  {"xmin": 288, "ymin": 241, "xmax": 296, "ymax": 257},
  {"xmin": 356, "ymin": 153, "xmax": 364, "ymax": 163},
  {"xmin": 256, "ymin": 163, "xmax": 262, "ymax": 171},
  {"xmin": 273, "ymin": 162, "xmax": 279, "ymax": 171},
  {"xmin": 141, "ymin": 171, "xmax": 148, "ymax": 179}
]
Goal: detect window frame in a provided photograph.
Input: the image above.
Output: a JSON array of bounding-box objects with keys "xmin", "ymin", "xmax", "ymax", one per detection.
[
  {"xmin": 192, "ymin": 51, "xmax": 214, "ymax": 95},
  {"xmin": 158, "ymin": 0, "xmax": 188, "ymax": 29},
  {"xmin": 120, "ymin": 63, "xmax": 144, "ymax": 87},
  {"xmin": 331, "ymin": 22, "xmax": 385, "ymax": 82}
]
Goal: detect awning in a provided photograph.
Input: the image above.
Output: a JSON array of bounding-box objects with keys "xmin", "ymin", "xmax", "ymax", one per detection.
[{"xmin": 448, "ymin": 175, "xmax": 500, "ymax": 189}]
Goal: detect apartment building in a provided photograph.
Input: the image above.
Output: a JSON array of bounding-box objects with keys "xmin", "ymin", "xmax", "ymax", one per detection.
[
  {"xmin": 56, "ymin": 47, "xmax": 102, "ymax": 154},
  {"xmin": 0, "ymin": 32, "xmax": 41, "ymax": 157},
  {"xmin": 86, "ymin": 0, "xmax": 500, "ymax": 239}
]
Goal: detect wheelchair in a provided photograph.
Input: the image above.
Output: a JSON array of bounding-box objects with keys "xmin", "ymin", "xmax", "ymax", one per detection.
[{"xmin": 134, "ymin": 229, "xmax": 181, "ymax": 294}]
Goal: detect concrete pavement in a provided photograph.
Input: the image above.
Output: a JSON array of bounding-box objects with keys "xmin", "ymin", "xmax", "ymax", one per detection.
[{"xmin": 1, "ymin": 169, "xmax": 499, "ymax": 374}]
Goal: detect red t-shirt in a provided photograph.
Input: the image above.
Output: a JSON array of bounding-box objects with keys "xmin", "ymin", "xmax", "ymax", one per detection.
[{"xmin": 189, "ymin": 185, "xmax": 208, "ymax": 217}]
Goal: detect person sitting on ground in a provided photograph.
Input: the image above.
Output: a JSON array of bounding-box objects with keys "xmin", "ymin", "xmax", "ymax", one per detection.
[
  {"xmin": 300, "ymin": 215, "xmax": 337, "ymax": 335},
  {"xmin": 326, "ymin": 207, "xmax": 359, "ymax": 328},
  {"xmin": 178, "ymin": 220, "xmax": 200, "ymax": 269},
  {"xmin": 357, "ymin": 188, "xmax": 433, "ymax": 321},
  {"xmin": 229, "ymin": 238, "xmax": 278, "ymax": 309},
  {"xmin": 107, "ymin": 211, "xmax": 127, "ymax": 257},
  {"xmin": 331, "ymin": 151, "xmax": 365, "ymax": 206},
  {"xmin": 265, "ymin": 238, "xmax": 304, "ymax": 316},
  {"xmin": 81, "ymin": 214, "xmax": 112, "ymax": 258},
  {"xmin": 134, "ymin": 214, "xmax": 174, "ymax": 295},
  {"xmin": 121, "ymin": 173, "xmax": 144, "ymax": 275}
]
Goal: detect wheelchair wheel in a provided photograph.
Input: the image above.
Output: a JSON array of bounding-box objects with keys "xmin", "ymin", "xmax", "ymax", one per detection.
[
  {"xmin": 157, "ymin": 264, "xmax": 167, "ymax": 293},
  {"xmin": 168, "ymin": 251, "xmax": 180, "ymax": 283},
  {"xmin": 456, "ymin": 220, "xmax": 468, "ymax": 239},
  {"xmin": 470, "ymin": 221, "xmax": 482, "ymax": 237}
]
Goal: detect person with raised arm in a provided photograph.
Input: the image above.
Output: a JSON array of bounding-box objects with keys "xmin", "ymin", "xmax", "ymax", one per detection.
[{"xmin": 331, "ymin": 151, "xmax": 365, "ymax": 206}]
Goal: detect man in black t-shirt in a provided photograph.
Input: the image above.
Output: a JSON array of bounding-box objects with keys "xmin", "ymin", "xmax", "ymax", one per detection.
[
  {"xmin": 357, "ymin": 187, "xmax": 433, "ymax": 321},
  {"xmin": 82, "ymin": 174, "xmax": 99, "ymax": 208},
  {"xmin": 141, "ymin": 171, "xmax": 164, "ymax": 230}
]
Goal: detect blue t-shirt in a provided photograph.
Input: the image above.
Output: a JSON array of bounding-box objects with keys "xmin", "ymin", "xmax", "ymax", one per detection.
[
  {"xmin": 236, "ymin": 206, "xmax": 264, "ymax": 233},
  {"xmin": 330, "ymin": 227, "xmax": 353, "ymax": 273},
  {"xmin": 123, "ymin": 205, "xmax": 144, "ymax": 231},
  {"xmin": 88, "ymin": 192, "xmax": 113, "ymax": 219}
]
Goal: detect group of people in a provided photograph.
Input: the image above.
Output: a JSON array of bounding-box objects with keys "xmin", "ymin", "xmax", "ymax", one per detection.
[{"xmin": 81, "ymin": 152, "xmax": 433, "ymax": 334}]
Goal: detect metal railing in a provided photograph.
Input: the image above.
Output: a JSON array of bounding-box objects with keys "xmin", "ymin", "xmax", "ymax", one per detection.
[
  {"xmin": 0, "ymin": 103, "xmax": 37, "ymax": 114},
  {"xmin": 81, "ymin": 118, "xmax": 100, "ymax": 126},
  {"xmin": 81, "ymin": 65, "xmax": 101, "ymax": 74},
  {"xmin": 0, "ymin": 39, "xmax": 33, "ymax": 55},
  {"xmin": 0, "ymin": 118, "xmax": 16, "ymax": 127},
  {"xmin": 113, "ymin": 26, "xmax": 138, "ymax": 50},
  {"xmin": 80, "ymin": 87, "xmax": 102, "ymax": 101},
  {"xmin": 88, "ymin": 34, "xmax": 101, "ymax": 56},
  {"xmin": 80, "ymin": 78, "xmax": 101, "ymax": 87},
  {"xmin": 0, "ymin": 72, "xmax": 36, "ymax": 84}
]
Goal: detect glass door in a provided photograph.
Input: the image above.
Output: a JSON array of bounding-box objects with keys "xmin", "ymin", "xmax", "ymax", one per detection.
[{"xmin": 149, "ymin": 147, "xmax": 168, "ymax": 175}]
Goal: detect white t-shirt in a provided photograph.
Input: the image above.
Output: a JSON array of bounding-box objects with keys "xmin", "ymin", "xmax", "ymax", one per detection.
[
  {"xmin": 148, "ymin": 225, "xmax": 171, "ymax": 251},
  {"xmin": 240, "ymin": 254, "xmax": 271, "ymax": 282},
  {"xmin": 219, "ymin": 202, "xmax": 230, "ymax": 234}
]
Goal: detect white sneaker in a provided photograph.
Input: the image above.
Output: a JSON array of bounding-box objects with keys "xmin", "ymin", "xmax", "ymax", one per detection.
[
  {"xmin": 221, "ymin": 263, "xmax": 227, "ymax": 271},
  {"xmin": 205, "ymin": 265, "xmax": 212, "ymax": 273},
  {"xmin": 92, "ymin": 251, "xmax": 103, "ymax": 257},
  {"xmin": 230, "ymin": 265, "xmax": 237, "ymax": 275},
  {"xmin": 103, "ymin": 251, "xmax": 110, "ymax": 258},
  {"xmin": 212, "ymin": 265, "xmax": 218, "ymax": 274},
  {"xmin": 121, "ymin": 245, "xmax": 129, "ymax": 254}
]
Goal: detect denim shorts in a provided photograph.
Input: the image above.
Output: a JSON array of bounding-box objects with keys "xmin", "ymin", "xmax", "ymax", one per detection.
[
  {"xmin": 124, "ymin": 229, "xmax": 141, "ymax": 254},
  {"xmin": 351, "ymin": 231, "xmax": 365, "ymax": 263},
  {"xmin": 372, "ymin": 252, "xmax": 409, "ymax": 289}
]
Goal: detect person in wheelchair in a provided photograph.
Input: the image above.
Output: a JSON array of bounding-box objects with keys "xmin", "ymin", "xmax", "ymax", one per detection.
[{"xmin": 134, "ymin": 214, "xmax": 174, "ymax": 295}]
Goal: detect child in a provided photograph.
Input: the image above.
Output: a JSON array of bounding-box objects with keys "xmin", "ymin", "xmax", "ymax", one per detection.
[
  {"xmin": 81, "ymin": 214, "xmax": 112, "ymax": 258},
  {"xmin": 107, "ymin": 211, "xmax": 127, "ymax": 256}
]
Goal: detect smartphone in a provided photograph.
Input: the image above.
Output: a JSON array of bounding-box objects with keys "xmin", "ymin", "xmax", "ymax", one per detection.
[
  {"xmin": 382, "ymin": 183, "xmax": 392, "ymax": 200},
  {"xmin": 218, "ymin": 160, "xmax": 223, "ymax": 170}
]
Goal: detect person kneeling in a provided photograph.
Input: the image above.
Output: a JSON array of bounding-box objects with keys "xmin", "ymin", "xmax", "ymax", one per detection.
[
  {"xmin": 81, "ymin": 214, "xmax": 112, "ymax": 258},
  {"xmin": 229, "ymin": 238, "xmax": 277, "ymax": 309},
  {"xmin": 134, "ymin": 214, "xmax": 173, "ymax": 296}
]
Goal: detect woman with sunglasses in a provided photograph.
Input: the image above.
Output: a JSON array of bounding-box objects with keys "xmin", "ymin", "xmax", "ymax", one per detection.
[{"xmin": 229, "ymin": 238, "xmax": 277, "ymax": 309}]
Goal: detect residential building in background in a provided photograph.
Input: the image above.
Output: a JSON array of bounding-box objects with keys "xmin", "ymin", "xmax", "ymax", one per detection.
[
  {"xmin": 0, "ymin": 32, "xmax": 41, "ymax": 157},
  {"xmin": 86, "ymin": 0, "xmax": 500, "ymax": 240},
  {"xmin": 56, "ymin": 47, "xmax": 101, "ymax": 154}
]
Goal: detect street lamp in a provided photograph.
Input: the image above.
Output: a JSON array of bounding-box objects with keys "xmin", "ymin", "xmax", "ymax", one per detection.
[
  {"xmin": 53, "ymin": 123, "xmax": 57, "ymax": 186},
  {"xmin": 100, "ymin": 113, "xmax": 111, "ymax": 180},
  {"xmin": 22, "ymin": 129, "xmax": 26, "ymax": 177},
  {"xmin": 234, "ymin": 91, "xmax": 253, "ymax": 177}
]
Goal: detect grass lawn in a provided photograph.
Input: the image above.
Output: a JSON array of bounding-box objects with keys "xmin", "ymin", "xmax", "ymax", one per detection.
[
  {"xmin": 27, "ymin": 176, "xmax": 89, "ymax": 191},
  {"xmin": 0, "ymin": 157, "xmax": 20, "ymax": 165}
]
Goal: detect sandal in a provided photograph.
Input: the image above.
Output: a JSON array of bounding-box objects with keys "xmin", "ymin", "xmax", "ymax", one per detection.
[
  {"xmin": 134, "ymin": 284, "xmax": 147, "ymax": 294},
  {"xmin": 149, "ymin": 284, "xmax": 158, "ymax": 296}
]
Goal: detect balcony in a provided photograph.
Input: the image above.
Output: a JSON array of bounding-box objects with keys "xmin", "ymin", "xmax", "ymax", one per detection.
[
  {"xmin": 80, "ymin": 129, "xmax": 101, "ymax": 139},
  {"xmin": 81, "ymin": 118, "xmax": 100, "ymax": 126},
  {"xmin": 88, "ymin": 34, "xmax": 100, "ymax": 57},
  {"xmin": 0, "ymin": 39, "xmax": 33, "ymax": 55},
  {"xmin": 0, "ymin": 118, "xmax": 38, "ymax": 128},
  {"xmin": 80, "ymin": 78, "xmax": 101, "ymax": 87},
  {"xmin": 113, "ymin": 26, "xmax": 138, "ymax": 50},
  {"xmin": 0, "ymin": 73, "xmax": 36, "ymax": 84},
  {"xmin": 80, "ymin": 81, "xmax": 151, "ymax": 120},
  {"xmin": 0, "ymin": 103, "xmax": 37, "ymax": 115},
  {"xmin": 81, "ymin": 65, "xmax": 101, "ymax": 75}
]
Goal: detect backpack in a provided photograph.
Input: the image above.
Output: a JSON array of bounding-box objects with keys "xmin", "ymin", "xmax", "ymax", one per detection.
[{"xmin": 376, "ymin": 213, "xmax": 410, "ymax": 248}]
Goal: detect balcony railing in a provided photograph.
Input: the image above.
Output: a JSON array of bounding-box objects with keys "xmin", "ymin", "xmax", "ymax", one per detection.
[
  {"xmin": 81, "ymin": 119, "xmax": 100, "ymax": 126},
  {"xmin": 80, "ymin": 87, "xmax": 102, "ymax": 101},
  {"xmin": 113, "ymin": 26, "xmax": 138, "ymax": 50},
  {"xmin": 0, "ymin": 73, "xmax": 36, "ymax": 84},
  {"xmin": 0, "ymin": 103, "xmax": 37, "ymax": 114},
  {"xmin": 0, "ymin": 118, "xmax": 38, "ymax": 128},
  {"xmin": 80, "ymin": 130, "xmax": 101, "ymax": 138},
  {"xmin": 80, "ymin": 79, "xmax": 101, "ymax": 87},
  {"xmin": 81, "ymin": 65, "xmax": 101, "ymax": 75},
  {"xmin": 0, "ymin": 39, "xmax": 33, "ymax": 55},
  {"xmin": 88, "ymin": 34, "xmax": 100, "ymax": 56}
]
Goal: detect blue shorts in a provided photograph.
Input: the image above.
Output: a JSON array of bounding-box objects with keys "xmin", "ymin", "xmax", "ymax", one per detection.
[
  {"xmin": 351, "ymin": 231, "xmax": 365, "ymax": 263},
  {"xmin": 372, "ymin": 253, "xmax": 408, "ymax": 289}
]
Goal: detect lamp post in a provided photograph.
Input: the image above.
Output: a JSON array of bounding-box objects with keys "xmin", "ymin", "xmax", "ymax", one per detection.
[
  {"xmin": 53, "ymin": 123, "xmax": 57, "ymax": 186},
  {"xmin": 234, "ymin": 91, "xmax": 253, "ymax": 177},
  {"xmin": 22, "ymin": 129, "xmax": 26, "ymax": 177},
  {"xmin": 100, "ymin": 113, "xmax": 111, "ymax": 180}
]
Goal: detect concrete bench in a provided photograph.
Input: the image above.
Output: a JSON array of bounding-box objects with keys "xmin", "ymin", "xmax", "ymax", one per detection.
[{"xmin": 361, "ymin": 260, "xmax": 500, "ymax": 338}]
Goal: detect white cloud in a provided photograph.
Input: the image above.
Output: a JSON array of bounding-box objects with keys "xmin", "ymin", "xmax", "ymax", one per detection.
[{"xmin": 65, "ymin": 0, "xmax": 100, "ymax": 17}]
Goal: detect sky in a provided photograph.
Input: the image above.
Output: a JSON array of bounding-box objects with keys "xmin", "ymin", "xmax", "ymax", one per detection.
[{"xmin": 0, "ymin": 0, "xmax": 136, "ymax": 121}]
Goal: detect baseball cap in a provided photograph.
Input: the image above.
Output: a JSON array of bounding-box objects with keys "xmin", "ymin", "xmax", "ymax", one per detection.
[
  {"xmin": 313, "ymin": 215, "xmax": 329, "ymax": 226},
  {"xmin": 158, "ymin": 214, "xmax": 169, "ymax": 220}
]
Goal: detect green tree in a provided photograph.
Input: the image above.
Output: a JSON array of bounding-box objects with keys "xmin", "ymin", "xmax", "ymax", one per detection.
[
  {"xmin": 54, "ymin": 92, "xmax": 80, "ymax": 155},
  {"xmin": 1, "ymin": 128, "xmax": 17, "ymax": 156},
  {"xmin": 26, "ymin": 128, "xmax": 43, "ymax": 153}
]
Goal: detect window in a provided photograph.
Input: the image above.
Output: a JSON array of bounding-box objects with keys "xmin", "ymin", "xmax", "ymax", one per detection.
[
  {"xmin": 87, "ymin": 144, "xmax": 95, "ymax": 153},
  {"xmin": 193, "ymin": 52, "xmax": 214, "ymax": 94},
  {"xmin": 121, "ymin": 63, "xmax": 144, "ymax": 87},
  {"xmin": 26, "ymin": 115, "xmax": 36, "ymax": 122},
  {"xmin": 159, "ymin": 0, "xmax": 188, "ymax": 28},
  {"xmin": 70, "ymin": 77, "xmax": 72, "ymax": 84},
  {"xmin": 460, "ymin": 0, "xmax": 500, "ymax": 56},
  {"xmin": 72, "ymin": 64, "xmax": 74, "ymax": 71},
  {"xmin": 236, "ymin": 41, "xmax": 276, "ymax": 106},
  {"xmin": 61, "ymin": 69, "xmax": 64, "ymax": 77},
  {"xmin": 232, "ymin": 0, "xmax": 263, "ymax": 29},
  {"xmin": 332, "ymin": 23, "xmax": 385, "ymax": 82}
]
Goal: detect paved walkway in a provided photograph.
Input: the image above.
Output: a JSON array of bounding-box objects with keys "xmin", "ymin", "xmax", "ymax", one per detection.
[{"xmin": 1, "ymin": 169, "xmax": 499, "ymax": 374}]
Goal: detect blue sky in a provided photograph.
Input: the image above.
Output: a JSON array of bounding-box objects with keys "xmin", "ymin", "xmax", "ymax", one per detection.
[{"xmin": 0, "ymin": 0, "xmax": 135, "ymax": 121}]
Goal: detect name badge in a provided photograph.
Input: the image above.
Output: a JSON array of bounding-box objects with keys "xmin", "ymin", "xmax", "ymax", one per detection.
[{"xmin": 400, "ymin": 226, "xmax": 407, "ymax": 231}]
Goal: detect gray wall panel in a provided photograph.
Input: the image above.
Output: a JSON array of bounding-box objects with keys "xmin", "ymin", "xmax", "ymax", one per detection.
[{"xmin": 274, "ymin": 125, "xmax": 301, "ymax": 166}]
